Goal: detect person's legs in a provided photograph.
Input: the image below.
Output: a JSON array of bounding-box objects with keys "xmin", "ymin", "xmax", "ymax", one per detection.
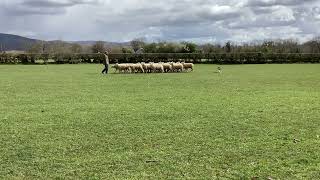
[
  {"xmin": 105, "ymin": 64, "xmax": 109, "ymax": 74},
  {"xmin": 102, "ymin": 68, "xmax": 106, "ymax": 74}
]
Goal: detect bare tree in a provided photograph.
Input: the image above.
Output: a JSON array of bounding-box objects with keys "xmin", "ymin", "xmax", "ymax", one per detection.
[
  {"xmin": 225, "ymin": 41, "xmax": 232, "ymax": 53},
  {"xmin": 91, "ymin": 41, "xmax": 105, "ymax": 53},
  {"xmin": 130, "ymin": 38, "xmax": 145, "ymax": 52},
  {"xmin": 70, "ymin": 43, "xmax": 83, "ymax": 53},
  {"xmin": 26, "ymin": 42, "xmax": 43, "ymax": 54},
  {"xmin": 200, "ymin": 43, "xmax": 223, "ymax": 53}
]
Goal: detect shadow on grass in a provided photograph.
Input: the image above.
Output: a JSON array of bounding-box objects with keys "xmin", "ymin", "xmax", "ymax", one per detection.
[{"xmin": 106, "ymin": 71, "xmax": 194, "ymax": 75}]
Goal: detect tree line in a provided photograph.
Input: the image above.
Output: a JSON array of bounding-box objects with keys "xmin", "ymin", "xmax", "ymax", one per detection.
[
  {"xmin": 1, "ymin": 37, "xmax": 320, "ymax": 64},
  {"xmin": 20, "ymin": 37, "xmax": 320, "ymax": 55}
]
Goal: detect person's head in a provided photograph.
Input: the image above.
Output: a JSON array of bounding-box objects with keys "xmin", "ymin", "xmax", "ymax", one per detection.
[{"xmin": 104, "ymin": 51, "xmax": 109, "ymax": 55}]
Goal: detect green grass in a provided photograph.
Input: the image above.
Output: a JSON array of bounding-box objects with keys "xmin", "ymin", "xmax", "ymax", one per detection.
[{"xmin": 0, "ymin": 64, "xmax": 320, "ymax": 179}]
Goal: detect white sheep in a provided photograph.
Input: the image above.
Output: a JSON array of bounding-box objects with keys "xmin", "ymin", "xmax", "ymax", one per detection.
[
  {"xmin": 160, "ymin": 62, "xmax": 173, "ymax": 73},
  {"xmin": 182, "ymin": 62, "xmax": 194, "ymax": 72},
  {"xmin": 170, "ymin": 62, "xmax": 184, "ymax": 72},
  {"xmin": 150, "ymin": 63, "xmax": 164, "ymax": 73},
  {"xmin": 128, "ymin": 63, "xmax": 144, "ymax": 73},
  {"xmin": 141, "ymin": 62, "xmax": 153, "ymax": 73},
  {"xmin": 112, "ymin": 63, "xmax": 131, "ymax": 73}
]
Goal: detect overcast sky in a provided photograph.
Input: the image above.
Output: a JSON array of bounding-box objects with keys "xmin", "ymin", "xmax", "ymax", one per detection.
[{"xmin": 0, "ymin": 0, "xmax": 319, "ymax": 43}]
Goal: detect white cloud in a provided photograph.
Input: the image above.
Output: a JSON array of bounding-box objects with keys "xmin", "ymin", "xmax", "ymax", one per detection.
[
  {"xmin": 0, "ymin": 0, "xmax": 319, "ymax": 43},
  {"xmin": 228, "ymin": 5, "xmax": 296, "ymax": 29},
  {"xmin": 247, "ymin": 0, "xmax": 318, "ymax": 7}
]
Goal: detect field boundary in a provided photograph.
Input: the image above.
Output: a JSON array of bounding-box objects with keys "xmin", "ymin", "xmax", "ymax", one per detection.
[{"xmin": 1, "ymin": 53, "xmax": 320, "ymax": 64}]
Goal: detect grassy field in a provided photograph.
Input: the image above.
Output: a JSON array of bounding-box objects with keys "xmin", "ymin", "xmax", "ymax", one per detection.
[{"xmin": 0, "ymin": 64, "xmax": 319, "ymax": 179}]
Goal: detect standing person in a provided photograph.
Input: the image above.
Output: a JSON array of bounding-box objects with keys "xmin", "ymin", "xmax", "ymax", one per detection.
[{"xmin": 101, "ymin": 51, "xmax": 110, "ymax": 74}]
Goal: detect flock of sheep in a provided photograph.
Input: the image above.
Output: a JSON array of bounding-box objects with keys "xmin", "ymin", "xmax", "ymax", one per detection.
[{"xmin": 111, "ymin": 62, "xmax": 194, "ymax": 73}]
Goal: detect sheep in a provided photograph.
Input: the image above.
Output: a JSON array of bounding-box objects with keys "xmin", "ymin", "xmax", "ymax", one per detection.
[
  {"xmin": 112, "ymin": 63, "xmax": 131, "ymax": 73},
  {"xmin": 127, "ymin": 63, "xmax": 144, "ymax": 73},
  {"xmin": 169, "ymin": 62, "xmax": 184, "ymax": 72},
  {"xmin": 160, "ymin": 62, "xmax": 173, "ymax": 73},
  {"xmin": 112, "ymin": 62, "xmax": 191, "ymax": 74},
  {"xmin": 135, "ymin": 63, "xmax": 145, "ymax": 73},
  {"xmin": 181, "ymin": 62, "xmax": 194, "ymax": 72},
  {"xmin": 127, "ymin": 63, "xmax": 133, "ymax": 73},
  {"xmin": 141, "ymin": 62, "xmax": 153, "ymax": 73},
  {"xmin": 150, "ymin": 63, "xmax": 164, "ymax": 73}
]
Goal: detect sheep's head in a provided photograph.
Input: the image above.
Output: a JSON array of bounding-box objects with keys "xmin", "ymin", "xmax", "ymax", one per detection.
[{"xmin": 112, "ymin": 63, "xmax": 119, "ymax": 68}]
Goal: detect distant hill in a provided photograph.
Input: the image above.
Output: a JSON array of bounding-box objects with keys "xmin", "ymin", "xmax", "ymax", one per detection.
[
  {"xmin": 0, "ymin": 33, "xmax": 130, "ymax": 52},
  {"xmin": 0, "ymin": 33, "xmax": 39, "ymax": 51},
  {"xmin": 69, "ymin": 41, "xmax": 131, "ymax": 47}
]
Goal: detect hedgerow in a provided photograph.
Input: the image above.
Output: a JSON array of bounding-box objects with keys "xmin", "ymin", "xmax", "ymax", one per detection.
[{"xmin": 0, "ymin": 53, "xmax": 320, "ymax": 64}]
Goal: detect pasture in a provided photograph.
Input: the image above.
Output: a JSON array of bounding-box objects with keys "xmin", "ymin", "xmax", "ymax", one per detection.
[{"xmin": 0, "ymin": 64, "xmax": 319, "ymax": 179}]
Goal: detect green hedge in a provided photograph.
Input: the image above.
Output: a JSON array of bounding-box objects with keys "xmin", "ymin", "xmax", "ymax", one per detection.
[{"xmin": 1, "ymin": 53, "xmax": 320, "ymax": 64}]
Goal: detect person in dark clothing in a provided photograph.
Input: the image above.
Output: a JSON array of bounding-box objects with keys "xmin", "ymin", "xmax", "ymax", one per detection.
[{"xmin": 101, "ymin": 51, "xmax": 109, "ymax": 74}]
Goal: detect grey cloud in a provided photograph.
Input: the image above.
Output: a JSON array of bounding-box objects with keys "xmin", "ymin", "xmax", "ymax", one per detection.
[
  {"xmin": 4, "ymin": 6, "xmax": 66, "ymax": 16},
  {"xmin": 247, "ymin": 0, "xmax": 318, "ymax": 7},
  {"xmin": 227, "ymin": 19, "xmax": 296, "ymax": 29},
  {"xmin": 159, "ymin": 25, "xmax": 228, "ymax": 41},
  {"xmin": 107, "ymin": 3, "xmax": 242, "ymax": 28},
  {"xmin": 0, "ymin": 0, "xmax": 320, "ymax": 43},
  {"xmin": 228, "ymin": 5, "xmax": 297, "ymax": 29},
  {"xmin": 2, "ymin": 0, "xmax": 101, "ymax": 16},
  {"xmin": 21, "ymin": 0, "xmax": 99, "ymax": 8}
]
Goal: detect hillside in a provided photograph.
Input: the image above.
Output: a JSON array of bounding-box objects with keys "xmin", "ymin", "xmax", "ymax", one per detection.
[
  {"xmin": 0, "ymin": 33, "xmax": 39, "ymax": 51},
  {"xmin": 0, "ymin": 33, "xmax": 130, "ymax": 52}
]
